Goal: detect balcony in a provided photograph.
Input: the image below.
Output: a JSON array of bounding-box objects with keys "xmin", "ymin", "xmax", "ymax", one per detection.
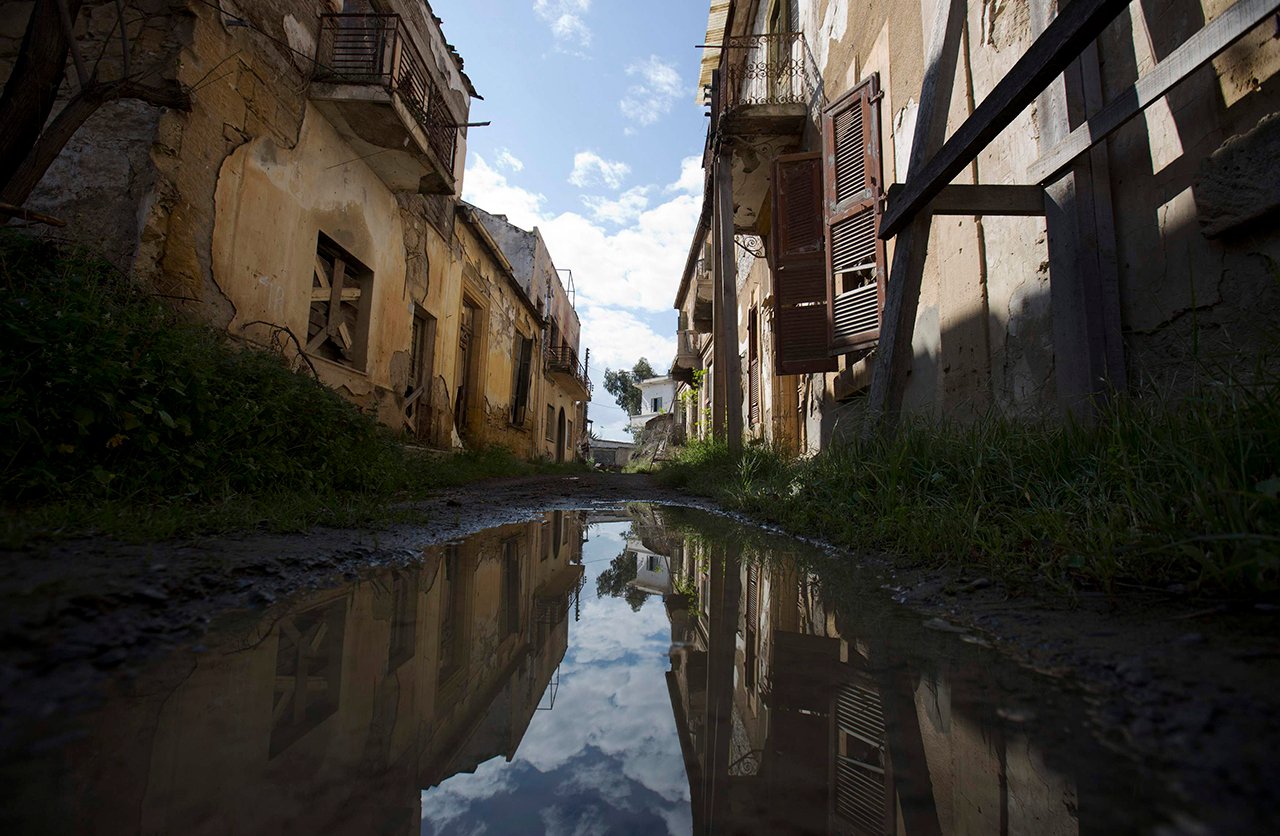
[
  {"xmin": 716, "ymin": 33, "xmax": 816, "ymax": 138},
  {"xmin": 691, "ymin": 257, "xmax": 714, "ymax": 333},
  {"xmin": 311, "ymin": 14, "xmax": 458, "ymax": 194},
  {"xmin": 545, "ymin": 345, "xmax": 591, "ymax": 399},
  {"xmin": 712, "ymin": 33, "xmax": 819, "ymax": 231},
  {"xmin": 671, "ymin": 329, "xmax": 702, "ymax": 385}
]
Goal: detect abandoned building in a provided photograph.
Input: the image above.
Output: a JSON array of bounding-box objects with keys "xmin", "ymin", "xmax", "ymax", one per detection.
[
  {"xmin": 672, "ymin": 0, "xmax": 1280, "ymax": 454},
  {"xmin": 1, "ymin": 0, "xmax": 589, "ymax": 461}
]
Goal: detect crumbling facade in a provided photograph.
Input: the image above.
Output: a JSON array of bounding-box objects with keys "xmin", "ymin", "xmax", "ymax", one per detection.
[
  {"xmin": 1, "ymin": 1, "xmax": 589, "ymax": 461},
  {"xmin": 674, "ymin": 0, "xmax": 1280, "ymax": 454}
]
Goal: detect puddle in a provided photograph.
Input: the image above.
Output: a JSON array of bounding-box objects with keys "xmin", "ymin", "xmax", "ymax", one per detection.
[{"xmin": 0, "ymin": 505, "xmax": 1177, "ymax": 833}]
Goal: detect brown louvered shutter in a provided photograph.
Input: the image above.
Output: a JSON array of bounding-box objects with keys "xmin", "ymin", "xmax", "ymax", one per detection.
[
  {"xmin": 823, "ymin": 74, "xmax": 886, "ymax": 353},
  {"xmin": 771, "ymin": 152, "xmax": 838, "ymax": 375}
]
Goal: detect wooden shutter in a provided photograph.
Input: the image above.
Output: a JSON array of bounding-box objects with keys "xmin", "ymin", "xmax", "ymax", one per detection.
[
  {"xmin": 770, "ymin": 152, "xmax": 838, "ymax": 375},
  {"xmin": 511, "ymin": 335, "xmax": 533, "ymax": 425},
  {"xmin": 823, "ymin": 74, "xmax": 886, "ymax": 353}
]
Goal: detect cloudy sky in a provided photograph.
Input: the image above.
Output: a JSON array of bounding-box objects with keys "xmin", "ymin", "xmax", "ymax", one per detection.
[
  {"xmin": 420, "ymin": 519, "xmax": 692, "ymax": 834},
  {"xmin": 430, "ymin": 1, "xmax": 710, "ymax": 440}
]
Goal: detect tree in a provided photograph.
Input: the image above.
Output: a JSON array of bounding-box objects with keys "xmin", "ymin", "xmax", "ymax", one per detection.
[
  {"xmin": 602, "ymin": 357, "xmax": 656, "ymax": 417},
  {"xmin": 0, "ymin": 1, "xmax": 191, "ymax": 212},
  {"xmin": 595, "ymin": 549, "xmax": 650, "ymax": 612}
]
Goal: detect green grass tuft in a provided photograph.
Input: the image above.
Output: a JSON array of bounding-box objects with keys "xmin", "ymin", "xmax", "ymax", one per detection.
[
  {"xmin": 657, "ymin": 388, "xmax": 1280, "ymax": 593},
  {"xmin": 0, "ymin": 233, "xmax": 555, "ymax": 544}
]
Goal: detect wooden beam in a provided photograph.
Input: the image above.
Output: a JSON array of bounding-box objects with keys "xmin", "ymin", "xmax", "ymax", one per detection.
[
  {"xmin": 715, "ymin": 148, "xmax": 745, "ymax": 456},
  {"xmin": 1028, "ymin": 0, "xmax": 1280, "ymax": 184},
  {"xmin": 879, "ymin": 0, "xmax": 1133, "ymax": 239},
  {"xmin": 886, "ymin": 183, "xmax": 1047, "ymax": 216},
  {"xmin": 864, "ymin": 0, "xmax": 966, "ymax": 431}
]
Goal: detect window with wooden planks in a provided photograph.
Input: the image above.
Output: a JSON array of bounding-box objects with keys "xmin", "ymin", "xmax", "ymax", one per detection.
[
  {"xmin": 770, "ymin": 152, "xmax": 838, "ymax": 375},
  {"xmin": 308, "ymin": 234, "xmax": 373, "ymax": 370},
  {"xmin": 823, "ymin": 74, "xmax": 886, "ymax": 353},
  {"xmin": 511, "ymin": 334, "xmax": 534, "ymax": 426}
]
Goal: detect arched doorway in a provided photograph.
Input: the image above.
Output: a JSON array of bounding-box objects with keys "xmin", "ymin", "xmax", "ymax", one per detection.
[{"xmin": 555, "ymin": 407, "xmax": 566, "ymax": 463}]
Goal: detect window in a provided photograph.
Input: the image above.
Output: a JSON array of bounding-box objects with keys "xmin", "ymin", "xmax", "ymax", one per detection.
[
  {"xmin": 307, "ymin": 233, "xmax": 373, "ymax": 370},
  {"xmin": 501, "ymin": 538, "xmax": 521, "ymax": 638},
  {"xmin": 546, "ymin": 405, "xmax": 556, "ymax": 442},
  {"xmin": 652, "ymin": 396, "xmax": 663, "ymax": 413},
  {"xmin": 511, "ymin": 333, "xmax": 534, "ymax": 425},
  {"xmin": 270, "ymin": 597, "xmax": 346, "ymax": 757},
  {"xmin": 823, "ymin": 74, "xmax": 886, "ymax": 353},
  {"xmin": 647, "ymin": 555, "xmax": 660, "ymax": 572},
  {"xmin": 406, "ymin": 308, "xmax": 436, "ymax": 434}
]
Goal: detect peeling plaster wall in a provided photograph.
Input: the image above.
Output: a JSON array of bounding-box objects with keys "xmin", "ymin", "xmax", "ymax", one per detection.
[
  {"xmin": 453, "ymin": 219, "xmax": 545, "ymax": 460},
  {"xmin": 3, "ymin": 0, "xmax": 486, "ymax": 438},
  {"xmin": 211, "ymin": 103, "xmax": 415, "ymax": 426}
]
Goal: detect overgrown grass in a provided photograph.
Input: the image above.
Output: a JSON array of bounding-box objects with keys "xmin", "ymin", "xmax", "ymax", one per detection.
[
  {"xmin": 0, "ymin": 234, "xmax": 562, "ymax": 545},
  {"xmin": 657, "ymin": 388, "xmax": 1280, "ymax": 593}
]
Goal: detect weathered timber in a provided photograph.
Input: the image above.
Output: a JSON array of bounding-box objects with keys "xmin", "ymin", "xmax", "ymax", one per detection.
[
  {"xmin": 878, "ymin": 0, "xmax": 1133, "ymax": 239},
  {"xmin": 864, "ymin": 0, "xmax": 965, "ymax": 430},
  {"xmin": 885, "ymin": 183, "xmax": 1047, "ymax": 216}
]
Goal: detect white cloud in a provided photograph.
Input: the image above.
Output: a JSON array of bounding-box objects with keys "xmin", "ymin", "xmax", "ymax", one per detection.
[
  {"xmin": 579, "ymin": 307, "xmax": 674, "ymax": 372},
  {"xmin": 581, "ymin": 186, "xmax": 649, "ymax": 225},
  {"xmin": 462, "ymin": 154, "xmax": 546, "ymax": 230},
  {"xmin": 667, "ymin": 155, "xmax": 704, "ymax": 196},
  {"xmin": 619, "ymin": 56, "xmax": 683, "ymax": 130},
  {"xmin": 534, "ymin": 0, "xmax": 592, "ymax": 49},
  {"xmin": 495, "ymin": 148, "xmax": 524, "ymax": 172},
  {"xmin": 568, "ymin": 151, "xmax": 631, "ymax": 190}
]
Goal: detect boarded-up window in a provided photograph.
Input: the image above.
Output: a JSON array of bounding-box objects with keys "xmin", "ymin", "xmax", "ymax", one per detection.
[
  {"xmin": 823, "ymin": 75, "xmax": 886, "ymax": 353},
  {"xmin": 511, "ymin": 334, "xmax": 534, "ymax": 425},
  {"xmin": 770, "ymin": 153, "xmax": 837, "ymax": 375},
  {"xmin": 308, "ymin": 234, "xmax": 373, "ymax": 370}
]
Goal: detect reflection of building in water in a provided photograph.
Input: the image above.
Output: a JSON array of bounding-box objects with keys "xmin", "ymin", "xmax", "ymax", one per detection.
[
  {"xmin": 662, "ymin": 519, "xmax": 1080, "ymax": 835},
  {"xmin": 626, "ymin": 534, "xmax": 672, "ymax": 597},
  {"xmin": 33, "ymin": 512, "xmax": 586, "ymax": 835}
]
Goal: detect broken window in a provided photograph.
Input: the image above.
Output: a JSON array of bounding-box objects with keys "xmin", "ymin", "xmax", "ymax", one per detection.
[
  {"xmin": 269, "ymin": 597, "xmax": 347, "ymax": 757},
  {"xmin": 824, "ymin": 74, "xmax": 886, "ymax": 353},
  {"xmin": 546, "ymin": 405, "xmax": 556, "ymax": 442},
  {"xmin": 511, "ymin": 333, "xmax": 534, "ymax": 426},
  {"xmin": 308, "ymin": 234, "xmax": 373, "ymax": 370}
]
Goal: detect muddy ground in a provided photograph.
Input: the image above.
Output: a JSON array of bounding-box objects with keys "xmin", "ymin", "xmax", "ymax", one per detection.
[{"xmin": 3, "ymin": 471, "xmax": 1279, "ymax": 829}]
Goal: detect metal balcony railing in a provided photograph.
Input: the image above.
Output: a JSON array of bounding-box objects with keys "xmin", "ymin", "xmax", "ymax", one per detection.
[
  {"xmin": 544, "ymin": 345, "xmax": 591, "ymax": 393},
  {"xmin": 718, "ymin": 32, "xmax": 819, "ymax": 114},
  {"xmin": 315, "ymin": 13, "xmax": 458, "ymax": 173}
]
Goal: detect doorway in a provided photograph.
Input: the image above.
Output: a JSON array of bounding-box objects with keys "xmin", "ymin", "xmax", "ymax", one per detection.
[
  {"xmin": 556, "ymin": 407, "xmax": 567, "ymax": 463},
  {"xmin": 454, "ymin": 299, "xmax": 479, "ymax": 438}
]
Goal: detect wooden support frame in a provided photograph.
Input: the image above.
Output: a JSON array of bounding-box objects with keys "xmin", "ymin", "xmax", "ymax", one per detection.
[
  {"xmin": 714, "ymin": 146, "xmax": 745, "ymax": 455},
  {"xmin": 885, "ymin": 183, "xmax": 1047, "ymax": 216},
  {"xmin": 865, "ymin": 0, "xmax": 966, "ymax": 430},
  {"xmin": 878, "ymin": 0, "xmax": 1133, "ymax": 240},
  {"xmin": 1029, "ymin": 0, "xmax": 1280, "ymax": 184}
]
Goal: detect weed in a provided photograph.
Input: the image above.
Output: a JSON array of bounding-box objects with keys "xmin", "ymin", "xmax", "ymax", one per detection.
[{"xmin": 657, "ymin": 387, "xmax": 1280, "ymax": 593}]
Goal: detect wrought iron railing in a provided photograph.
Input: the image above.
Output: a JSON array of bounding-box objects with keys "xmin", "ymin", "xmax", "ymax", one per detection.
[
  {"xmin": 315, "ymin": 13, "xmax": 458, "ymax": 174},
  {"xmin": 718, "ymin": 32, "xmax": 819, "ymax": 114},
  {"xmin": 544, "ymin": 345, "xmax": 591, "ymax": 392}
]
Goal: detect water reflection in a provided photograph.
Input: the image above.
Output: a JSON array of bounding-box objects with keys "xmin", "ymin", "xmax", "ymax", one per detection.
[
  {"xmin": 652, "ymin": 506, "xmax": 1162, "ymax": 834},
  {"xmin": 0, "ymin": 505, "xmax": 1168, "ymax": 834},
  {"xmin": 2, "ymin": 512, "xmax": 587, "ymax": 834}
]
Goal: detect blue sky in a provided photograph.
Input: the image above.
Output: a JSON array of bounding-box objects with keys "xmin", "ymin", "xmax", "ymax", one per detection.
[
  {"xmin": 431, "ymin": 1, "xmax": 710, "ymax": 439},
  {"xmin": 420, "ymin": 519, "xmax": 691, "ymax": 834}
]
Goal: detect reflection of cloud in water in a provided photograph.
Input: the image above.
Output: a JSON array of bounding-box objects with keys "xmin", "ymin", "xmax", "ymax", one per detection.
[{"xmin": 420, "ymin": 522, "xmax": 690, "ymax": 834}]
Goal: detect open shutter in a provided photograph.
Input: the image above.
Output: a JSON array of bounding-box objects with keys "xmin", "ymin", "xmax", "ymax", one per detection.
[
  {"xmin": 823, "ymin": 74, "xmax": 886, "ymax": 353},
  {"xmin": 771, "ymin": 152, "xmax": 838, "ymax": 375},
  {"xmin": 511, "ymin": 336, "xmax": 533, "ymax": 425}
]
